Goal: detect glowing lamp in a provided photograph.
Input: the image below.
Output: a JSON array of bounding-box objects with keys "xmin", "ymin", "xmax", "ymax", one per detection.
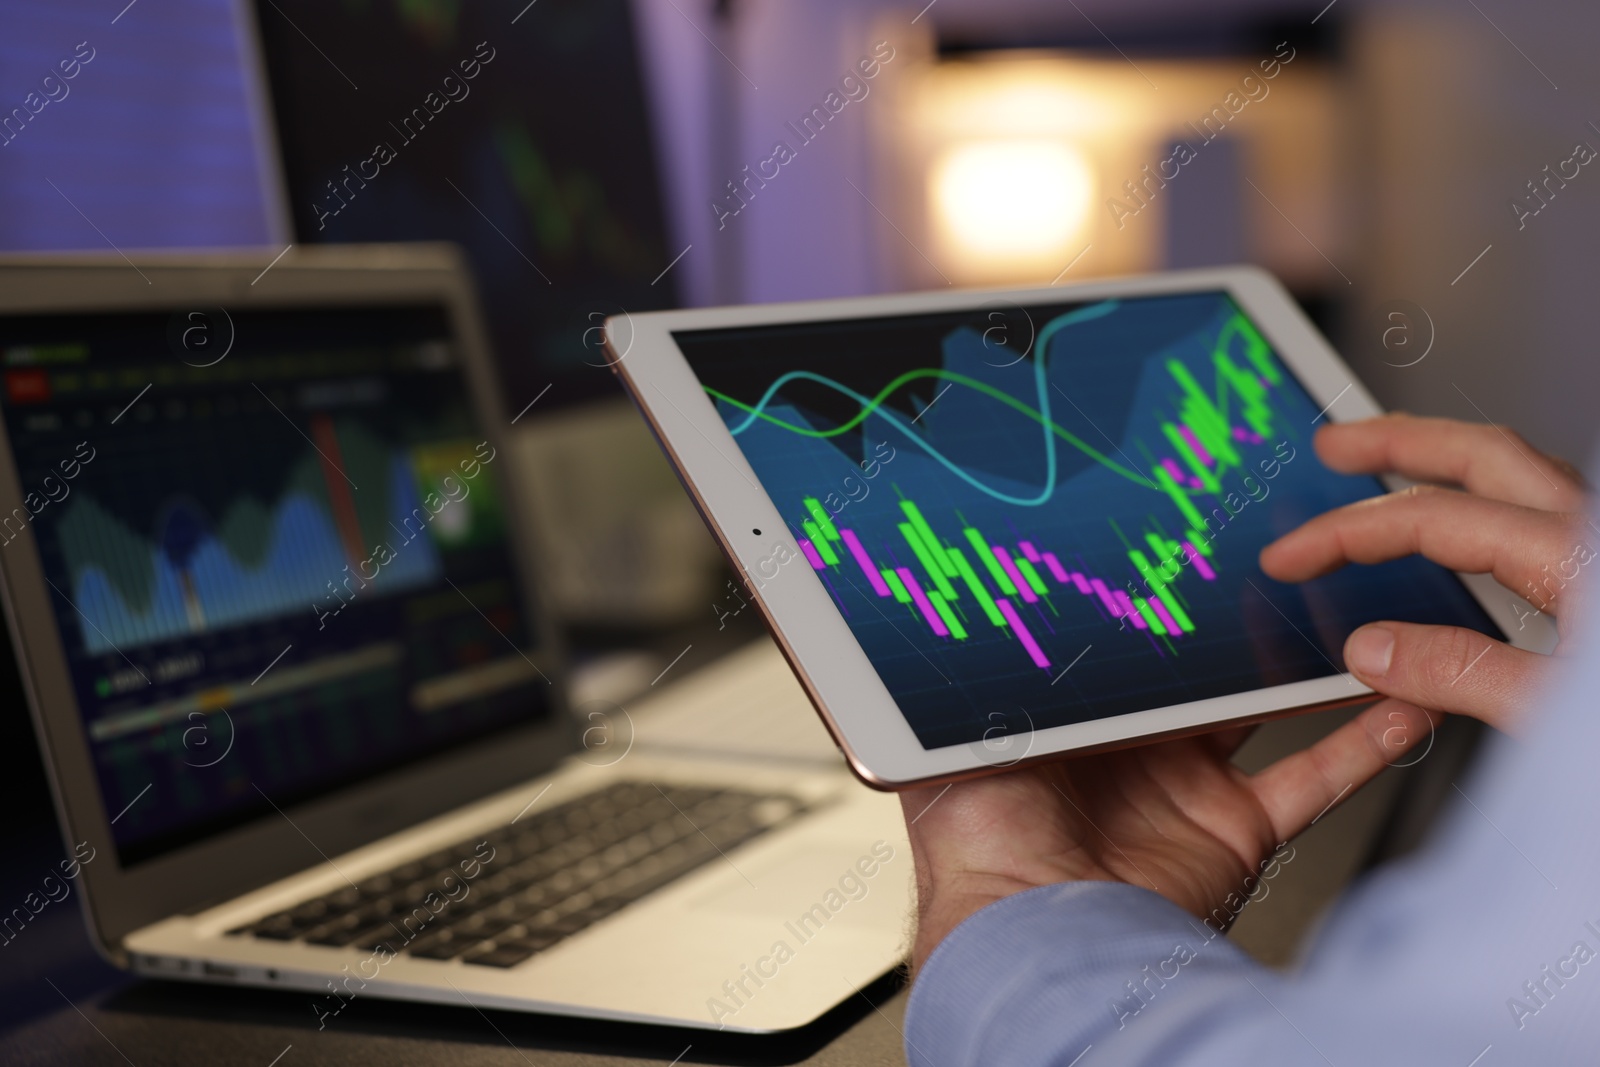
[{"xmin": 929, "ymin": 139, "xmax": 1094, "ymax": 266}]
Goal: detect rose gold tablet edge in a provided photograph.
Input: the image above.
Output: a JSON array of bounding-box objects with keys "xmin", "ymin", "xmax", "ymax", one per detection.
[{"xmin": 880, "ymin": 694, "xmax": 1378, "ymax": 793}]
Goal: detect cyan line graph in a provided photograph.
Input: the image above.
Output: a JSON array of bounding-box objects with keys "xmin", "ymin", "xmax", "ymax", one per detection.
[
  {"xmin": 713, "ymin": 301, "xmax": 1119, "ymax": 506},
  {"xmin": 705, "ymin": 300, "xmax": 1283, "ymax": 514}
]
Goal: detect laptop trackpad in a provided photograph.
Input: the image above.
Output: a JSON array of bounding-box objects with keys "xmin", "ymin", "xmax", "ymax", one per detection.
[{"xmin": 690, "ymin": 844, "xmax": 901, "ymax": 926}]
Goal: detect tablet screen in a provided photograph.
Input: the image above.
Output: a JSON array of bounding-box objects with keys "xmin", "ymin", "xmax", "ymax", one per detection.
[{"xmin": 674, "ymin": 291, "xmax": 1500, "ymax": 750}]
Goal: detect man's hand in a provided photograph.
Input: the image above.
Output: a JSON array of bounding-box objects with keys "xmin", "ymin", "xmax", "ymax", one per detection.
[
  {"xmin": 1260, "ymin": 413, "xmax": 1589, "ymax": 734},
  {"xmin": 903, "ymin": 414, "xmax": 1590, "ymax": 974}
]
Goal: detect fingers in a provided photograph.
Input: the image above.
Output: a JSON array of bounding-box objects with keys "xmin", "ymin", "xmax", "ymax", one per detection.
[
  {"xmin": 1248, "ymin": 699, "xmax": 1439, "ymax": 842},
  {"xmin": 1260, "ymin": 485, "xmax": 1581, "ymax": 610},
  {"xmin": 1343, "ymin": 621, "xmax": 1545, "ymax": 734},
  {"xmin": 1314, "ymin": 414, "xmax": 1588, "ymax": 513}
]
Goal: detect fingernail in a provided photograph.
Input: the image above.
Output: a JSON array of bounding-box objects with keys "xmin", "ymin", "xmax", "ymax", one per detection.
[{"xmin": 1346, "ymin": 625, "xmax": 1394, "ymax": 678}]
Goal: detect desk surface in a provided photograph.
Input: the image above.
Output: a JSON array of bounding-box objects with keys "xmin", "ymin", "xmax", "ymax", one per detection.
[{"xmin": 1, "ymin": 972, "xmax": 911, "ymax": 1067}]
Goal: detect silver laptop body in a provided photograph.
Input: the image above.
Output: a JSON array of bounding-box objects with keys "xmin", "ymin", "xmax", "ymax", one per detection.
[{"xmin": 0, "ymin": 245, "xmax": 908, "ymax": 1033}]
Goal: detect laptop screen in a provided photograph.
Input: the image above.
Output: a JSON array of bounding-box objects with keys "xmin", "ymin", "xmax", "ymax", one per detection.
[{"xmin": 0, "ymin": 304, "xmax": 551, "ymax": 866}]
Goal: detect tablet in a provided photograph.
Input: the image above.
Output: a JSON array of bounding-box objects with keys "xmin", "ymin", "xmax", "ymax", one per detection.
[{"xmin": 610, "ymin": 267, "xmax": 1555, "ymax": 789}]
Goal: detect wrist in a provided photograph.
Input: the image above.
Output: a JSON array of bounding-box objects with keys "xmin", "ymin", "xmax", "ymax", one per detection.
[{"xmin": 912, "ymin": 867, "xmax": 1112, "ymax": 973}]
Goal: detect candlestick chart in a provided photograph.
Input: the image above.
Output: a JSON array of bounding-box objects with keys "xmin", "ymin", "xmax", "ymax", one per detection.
[
  {"xmin": 715, "ymin": 301, "xmax": 1278, "ymax": 662},
  {"xmin": 678, "ymin": 291, "xmax": 1501, "ymax": 749}
]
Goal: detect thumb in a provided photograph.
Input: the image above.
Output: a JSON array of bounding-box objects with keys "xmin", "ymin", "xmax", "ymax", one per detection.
[{"xmin": 1343, "ymin": 622, "xmax": 1545, "ymax": 733}]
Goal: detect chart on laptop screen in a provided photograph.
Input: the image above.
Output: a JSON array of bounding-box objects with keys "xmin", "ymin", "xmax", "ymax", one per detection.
[
  {"xmin": 674, "ymin": 291, "xmax": 1500, "ymax": 750},
  {"xmin": 65, "ymin": 418, "xmax": 456, "ymax": 652},
  {"xmin": 0, "ymin": 307, "xmax": 545, "ymax": 865}
]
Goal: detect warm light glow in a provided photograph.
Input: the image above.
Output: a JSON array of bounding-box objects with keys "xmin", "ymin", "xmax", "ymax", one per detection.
[{"xmin": 930, "ymin": 139, "xmax": 1095, "ymax": 264}]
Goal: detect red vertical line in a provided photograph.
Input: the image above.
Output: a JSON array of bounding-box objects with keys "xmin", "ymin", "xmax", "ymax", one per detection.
[{"xmin": 310, "ymin": 414, "xmax": 366, "ymax": 567}]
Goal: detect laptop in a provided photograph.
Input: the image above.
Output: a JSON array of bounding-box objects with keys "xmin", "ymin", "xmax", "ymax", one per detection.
[{"xmin": 0, "ymin": 245, "xmax": 909, "ymax": 1033}]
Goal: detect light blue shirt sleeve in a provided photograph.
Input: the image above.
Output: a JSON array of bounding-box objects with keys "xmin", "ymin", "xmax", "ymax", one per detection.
[{"xmin": 905, "ymin": 624, "xmax": 1600, "ymax": 1065}]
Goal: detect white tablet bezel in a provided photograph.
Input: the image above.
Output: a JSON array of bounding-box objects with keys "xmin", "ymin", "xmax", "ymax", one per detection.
[{"xmin": 610, "ymin": 265, "xmax": 1557, "ymax": 789}]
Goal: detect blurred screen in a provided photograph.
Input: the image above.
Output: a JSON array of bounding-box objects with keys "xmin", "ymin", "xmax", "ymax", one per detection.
[
  {"xmin": 0, "ymin": 305, "xmax": 548, "ymax": 864},
  {"xmin": 253, "ymin": 0, "xmax": 679, "ymax": 408},
  {"xmin": 0, "ymin": 0, "xmax": 280, "ymax": 250}
]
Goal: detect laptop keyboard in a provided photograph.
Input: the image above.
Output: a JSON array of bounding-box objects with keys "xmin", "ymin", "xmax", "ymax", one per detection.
[{"xmin": 231, "ymin": 781, "xmax": 805, "ymax": 968}]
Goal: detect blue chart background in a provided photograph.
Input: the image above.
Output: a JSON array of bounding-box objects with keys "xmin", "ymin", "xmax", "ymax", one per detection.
[{"xmin": 675, "ymin": 292, "xmax": 1503, "ymax": 751}]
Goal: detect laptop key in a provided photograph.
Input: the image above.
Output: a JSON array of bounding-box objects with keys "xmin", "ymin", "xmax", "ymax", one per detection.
[
  {"xmin": 302, "ymin": 914, "xmax": 367, "ymax": 945},
  {"xmin": 444, "ymin": 914, "xmax": 513, "ymax": 943},
  {"xmin": 406, "ymin": 930, "xmax": 471, "ymax": 959},
  {"xmin": 502, "ymin": 929, "xmax": 566, "ymax": 954},
  {"xmin": 342, "ymin": 922, "xmax": 409, "ymax": 951},
  {"xmin": 285, "ymin": 900, "xmax": 331, "ymax": 925},
  {"xmin": 461, "ymin": 943, "xmax": 539, "ymax": 968},
  {"xmin": 543, "ymin": 910, "xmax": 603, "ymax": 937},
  {"xmin": 458, "ymin": 923, "xmax": 563, "ymax": 966},
  {"xmin": 350, "ymin": 929, "xmax": 400, "ymax": 953},
  {"xmin": 239, "ymin": 915, "xmax": 298, "ymax": 939}
]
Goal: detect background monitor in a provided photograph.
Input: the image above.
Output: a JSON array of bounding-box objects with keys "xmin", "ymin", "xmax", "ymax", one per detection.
[
  {"xmin": 250, "ymin": 0, "xmax": 682, "ymax": 410},
  {"xmin": 0, "ymin": 0, "xmax": 286, "ymax": 250}
]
